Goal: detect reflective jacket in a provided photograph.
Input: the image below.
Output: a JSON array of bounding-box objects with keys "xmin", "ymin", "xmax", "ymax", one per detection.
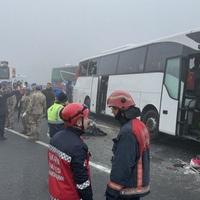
[
  {"xmin": 47, "ymin": 102, "xmax": 64, "ymax": 138},
  {"xmin": 106, "ymin": 119, "xmax": 150, "ymax": 199},
  {"xmin": 48, "ymin": 127, "xmax": 93, "ymax": 200}
]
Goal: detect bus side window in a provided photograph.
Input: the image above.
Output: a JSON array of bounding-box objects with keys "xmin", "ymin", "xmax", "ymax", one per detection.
[
  {"xmin": 80, "ymin": 63, "xmax": 88, "ymax": 76},
  {"xmin": 88, "ymin": 61, "xmax": 97, "ymax": 75}
]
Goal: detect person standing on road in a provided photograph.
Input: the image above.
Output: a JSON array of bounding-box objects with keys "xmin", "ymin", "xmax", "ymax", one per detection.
[
  {"xmin": 19, "ymin": 88, "xmax": 31, "ymax": 135},
  {"xmin": 105, "ymin": 90, "xmax": 150, "ymax": 200},
  {"xmin": 47, "ymin": 91, "xmax": 68, "ymax": 138},
  {"xmin": 0, "ymin": 84, "xmax": 19, "ymax": 140},
  {"xmin": 42, "ymin": 82, "xmax": 55, "ymax": 111},
  {"xmin": 6, "ymin": 87, "xmax": 17, "ymax": 129},
  {"xmin": 48, "ymin": 103, "xmax": 93, "ymax": 200},
  {"xmin": 25, "ymin": 85, "xmax": 46, "ymax": 140}
]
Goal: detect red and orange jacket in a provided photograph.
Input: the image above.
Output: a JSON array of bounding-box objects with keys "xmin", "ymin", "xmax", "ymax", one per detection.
[{"xmin": 48, "ymin": 127, "xmax": 93, "ymax": 200}]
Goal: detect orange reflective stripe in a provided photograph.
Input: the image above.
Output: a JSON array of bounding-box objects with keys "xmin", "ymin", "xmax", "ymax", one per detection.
[
  {"xmin": 120, "ymin": 185, "xmax": 150, "ymax": 196},
  {"xmin": 137, "ymin": 158, "xmax": 143, "ymax": 191},
  {"xmin": 108, "ymin": 181, "xmax": 124, "ymax": 191}
]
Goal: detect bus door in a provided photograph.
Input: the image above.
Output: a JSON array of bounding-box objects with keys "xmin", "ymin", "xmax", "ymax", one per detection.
[
  {"xmin": 159, "ymin": 57, "xmax": 182, "ymax": 135},
  {"xmin": 96, "ymin": 76, "xmax": 109, "ymax": 114}
]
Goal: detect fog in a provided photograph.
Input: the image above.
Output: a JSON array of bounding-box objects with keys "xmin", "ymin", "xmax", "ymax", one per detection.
[{"xmin": 0, "ymin": 0, "xmax": 199, "ymax": 83}]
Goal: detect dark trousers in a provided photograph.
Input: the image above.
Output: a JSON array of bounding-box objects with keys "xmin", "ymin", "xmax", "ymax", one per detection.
[
  {"xmin": 119, "ymin": 198, "xmax": 140, "ymax": 200},
  {"xmin": 0, "ymin": 114, "xmax": 6, "ymax": 137},
  {"xmin": 106, "ymin": 196, "xmax": 140, "ymax": 200}
]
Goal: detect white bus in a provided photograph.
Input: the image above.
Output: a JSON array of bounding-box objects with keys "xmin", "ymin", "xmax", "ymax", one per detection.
[{"xmin": 73, "ymin": 30, "xmax": 200, "ymax": 141}]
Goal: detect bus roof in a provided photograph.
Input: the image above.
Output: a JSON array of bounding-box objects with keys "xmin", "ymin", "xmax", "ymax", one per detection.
[{"xmin": 80, "ymin": 28, "xmax": 200, "ymax": 62}]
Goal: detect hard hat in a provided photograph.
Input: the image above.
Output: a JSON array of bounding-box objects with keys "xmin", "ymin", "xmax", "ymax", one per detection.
[
  {"xmin": 60, "ymin": 103, "xmax": 89, "ymax": 127},
  {"xmin": 56, "ymin": 92, "xmax": 68, "ymax": 103},
  {"xmin": 107, "ymin": 90, "xmax": 135, "ymax": 110}
]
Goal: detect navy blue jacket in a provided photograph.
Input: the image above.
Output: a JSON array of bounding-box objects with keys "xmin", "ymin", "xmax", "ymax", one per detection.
[{"xmin": 106, "ymin": 119, "xmax": 150, "ymax": 199}]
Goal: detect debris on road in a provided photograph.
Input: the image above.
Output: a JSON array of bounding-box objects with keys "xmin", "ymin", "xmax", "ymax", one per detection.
[
  {"xmin": 190, "ymin": 155, "xmax": 200, "ymax": 169},
  {"xmin": 84, "ymin": 121, "xmax": 107, "ymax": 136},
  {"xmin": 173, "ymin": 159, "xmax": 200, "ymax": 175}
]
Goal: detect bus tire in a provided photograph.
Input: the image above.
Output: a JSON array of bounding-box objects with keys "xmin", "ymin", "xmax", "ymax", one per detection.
[
  {"xmin": 142, "ymin": 110, "xmax": 159, "ymax": 138},
  {"xmin": 84, "ymin": 97, "xmax": 91, "ymax": 109}
]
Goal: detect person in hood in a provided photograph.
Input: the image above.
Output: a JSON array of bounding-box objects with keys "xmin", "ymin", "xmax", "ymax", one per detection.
[
  {"xmin": 105, "ymin": 90, "xmax": 150, "ymax": 200},
  {"xmin": 48, "ymin": 103, "xmax": 93, "ymax": 200}
]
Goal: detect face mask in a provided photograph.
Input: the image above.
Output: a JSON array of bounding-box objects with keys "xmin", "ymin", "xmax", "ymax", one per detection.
[{"xmin": 114, "ymin": 110, "xmax": 127, "ymax": 125}]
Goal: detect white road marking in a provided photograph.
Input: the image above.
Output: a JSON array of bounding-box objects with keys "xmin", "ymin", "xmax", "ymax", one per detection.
[
  {"xmin": 95, "ymin": 123, "xmax": 112, "ymax": 129},
  {"xmin": 6, "ymin": 128, "xmax": 111, "ymax": 174},
  {"xmin": 5, "ymin": 128, "xmax": 29, "ymax": 139}
]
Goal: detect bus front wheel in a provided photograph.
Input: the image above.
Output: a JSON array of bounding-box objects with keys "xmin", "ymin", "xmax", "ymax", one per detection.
[{"xmin": 142, "ymin": 110, "xmax": 159, "ymax": 138}]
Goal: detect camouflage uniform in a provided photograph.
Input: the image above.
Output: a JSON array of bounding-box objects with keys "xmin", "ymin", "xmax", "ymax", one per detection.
[
  {"xmin": 20, "ymin": 94, "xmax": 31, "ymax": 134},
  {"xmin": 6, "ymin": 93, "xmax": 17, "ymax": 129},
  {"xmin": 26, "ymin": 90, "xmax": 46, "ymax": 140}
]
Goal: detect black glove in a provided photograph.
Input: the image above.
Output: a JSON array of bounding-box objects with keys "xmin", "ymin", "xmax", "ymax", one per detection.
[
  {"xmin": 105, "ymin": 186, "xmax": 120, "ymax": 200},
  {"xmin": 78, "ymin": 185, "xmax": 93, "ymax": 200}
]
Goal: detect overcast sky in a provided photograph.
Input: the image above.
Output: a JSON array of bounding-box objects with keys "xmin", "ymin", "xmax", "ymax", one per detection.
[{"xmin": 0, "ymin": 0, "xmax": 199, "ymax": 83}]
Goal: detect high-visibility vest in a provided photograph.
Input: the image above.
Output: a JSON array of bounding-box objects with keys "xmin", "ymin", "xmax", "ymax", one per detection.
[{"xmin": 47, "ymin": 103, "xmax": 64, "ymax": 124}]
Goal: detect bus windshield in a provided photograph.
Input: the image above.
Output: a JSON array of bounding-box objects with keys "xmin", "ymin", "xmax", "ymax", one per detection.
[
  {"xmin": 0, "ymin": 66, "xmax": 9, "ymax": 79},
  {"xmin": 51, "ymin": 66, "xmax": 78, "ymax": 102},
  {"xmin": 51, "ymin": 66, "xmax": 77, "ymax": 84}
]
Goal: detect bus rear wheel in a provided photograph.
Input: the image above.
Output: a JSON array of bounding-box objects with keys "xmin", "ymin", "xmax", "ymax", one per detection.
[{"xmin": 142, "ymin": 110, "xmax": 159, "ymax": 138}]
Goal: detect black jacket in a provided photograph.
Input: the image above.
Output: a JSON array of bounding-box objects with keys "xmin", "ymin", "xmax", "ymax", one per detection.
[{"xmin": 42, "ymin": 88, "xmax": 55, "ymax": 109}]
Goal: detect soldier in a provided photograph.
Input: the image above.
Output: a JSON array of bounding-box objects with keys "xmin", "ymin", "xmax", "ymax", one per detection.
[
  {"xmin": 6, "ymin": 88, "xmax": 17, "ymax": 129},
  {"xmin": 0, "ymin": 84, "xmax": 20, "ymax": 140},
  {"xmin": 19, "ymin": 88, "xmax": 31, "ymax": 134},
  {"xmin": 24, "ymin": 85, "xmax": 46, "ymax": 141}
]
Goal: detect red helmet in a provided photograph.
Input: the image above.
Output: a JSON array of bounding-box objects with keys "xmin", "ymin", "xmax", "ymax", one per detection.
[
  {"xmin": 60, "ymin": 103, "xmax": 89, "ymax": 126},
  {"xmin": 107, "ymin": 90, "xmax": 135, "ymax": 110}
]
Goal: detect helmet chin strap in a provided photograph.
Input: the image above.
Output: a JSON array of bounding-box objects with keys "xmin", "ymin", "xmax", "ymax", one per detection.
[
  {"xmin": 73, "ymin": 117, "xmax": 85, "ymax": 131},
  {"xmin": 81, "ymin": 117, "xmax": 84, "ymax": 131}
]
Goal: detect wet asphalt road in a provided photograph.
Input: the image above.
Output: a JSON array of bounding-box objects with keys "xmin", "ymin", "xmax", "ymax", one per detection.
[{"xmin": 0, "ymin": 117, "xmax": 200, "ymax": 200}]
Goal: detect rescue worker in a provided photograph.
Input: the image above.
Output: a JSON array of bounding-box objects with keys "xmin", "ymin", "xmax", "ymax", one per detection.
[
  {"xmin": 48, "ymin": 103, "xmax": 93, "ymax": 200},
  {"xmin": 106, "ymin": 90, "xmax": 150, "ymax": 200},
  {"xmin": 25, "ymin": 85, "xmax": 46, "ymax": 140},
  {"xmin": 47, "ymin": 91, "xmax": 68, "ymax": 138},
  {"xmin": 19, "ymin": 88, "xmax": 31, "ymax": 134}
]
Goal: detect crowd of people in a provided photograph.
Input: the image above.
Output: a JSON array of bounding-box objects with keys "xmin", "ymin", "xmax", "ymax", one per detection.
[
  {"xmin": 0, "ymin": 81, "xmax": 150, "ymax": 200},
  {"xmin": 0, "ymin": 81, "xmax": 56, "ymax": 140}
]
